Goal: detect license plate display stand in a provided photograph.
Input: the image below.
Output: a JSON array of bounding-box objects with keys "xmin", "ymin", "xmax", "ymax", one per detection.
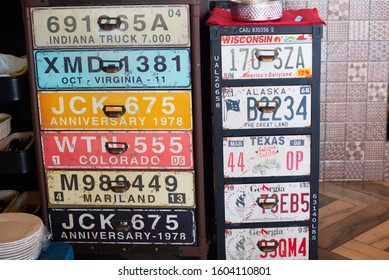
[
  {"xmin": 209, "ymin": 8, "xmax": 324, "ymax": 260},
  {"xmin": 23, "ymin": 0, "xmax": 211, "ymax": 259}
]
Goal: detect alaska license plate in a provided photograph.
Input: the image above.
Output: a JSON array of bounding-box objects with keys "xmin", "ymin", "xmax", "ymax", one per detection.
[
  {"xmin": 48, "ymin": 208, "xmax": 196, "ymax": 245},
  {"xmin": 31, "ymin": 5, "xmax": 190, "ymax": 48},
  {"xmin": 221, "ymin": 34, "xmax": 312, "ymax": 79},
  {"xmin": 41, "ymin": 131, "xmax": 193, "ymax": 169},
  {"xmin": 224, "ymin": 182, "xmax": 311, "ymax": 223},
  {"xmin": 222, "ymin": 85, "xmax": 311, "ymax": 129},
  {"xmin": 225, "ymin": 226, "xmax": 309, "ymax": 260},
  {"xmin": 38, "ymin": 91, "xmax": 192, "ymax": 130},
  {"xmin": 46, "ymin": 170, "xmax": 195, "ymax": 208},
  {"xmin": 223, "ymin": 135, "xmax": 310, "ymax": 178},
  {"xmin": 34, "ymin": 49, "xmax": 191, "ymax": 90}
]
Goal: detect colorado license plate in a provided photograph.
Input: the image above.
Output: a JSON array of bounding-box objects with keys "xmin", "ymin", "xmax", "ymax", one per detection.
[
  {"xmin": 224, "ymin": 182, "xmax": 311, "ymax": 223},
  {"xmin": 222, "ymin": 85, "xmax": 311, "ymax": 129},
  {"xmin": 223, "ymin": 135, "xmax": 310, "ymax": 178},
  {"xmin": 48, "ymin": 208, "xmax": 196, "ymax": 245},
  {"xmin": 221, "ymin": 34, "xmax": 312, "ymax": 79},
  {"xmin": 31, "ymin": 5, "xmax": 190, "ymax": 48},
  {"xmin": 41, "ymin": 131, "xmax": 193, "ymax": 169},
  {"xmin": 46, "ymin": 170, "xmax": 195, "ymax": 208},
  {"xmin": 34, "ymin": 49, "xmax": 191, "ymax": 90},
  {"xmin": 225, "ymin": 226, "xmax": 309, "ymax": 260},
  {"xmin": 38, "ymin": 91, "xmax": 192, "ymax": 130}
]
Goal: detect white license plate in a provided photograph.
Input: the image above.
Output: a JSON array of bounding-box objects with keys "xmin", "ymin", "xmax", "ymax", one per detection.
[
  {"xmin": 222, "ymin": 85, "xmax": 311, "ymax": 129},
  {"xmin": 223, "ymin": 135, "xmax": 310, "ymax": 178},
  {"xmin": 224, "ymin": 182, "xmax": 311, "ymax": 223},
  {"xmin": 31, "ymin": 5, "xmax": 190, "ymax": 48},
  {"xmin": 46, "ymin": 170, "xmax": 195, "ymax": 208}
]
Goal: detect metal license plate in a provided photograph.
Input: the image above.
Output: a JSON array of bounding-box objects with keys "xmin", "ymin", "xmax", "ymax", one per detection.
[
  {"xmin": 41, "ymin": 131, "xmax": 193, "ymax": 169},
  {"xmin": 46, "ymin": 170, "xmax": 195, "ymax": 208},
  {"xmin": 38, "ymin": 91, "xmax": 192, "ymax": 130},
  {"xmin": 221, "ymin": 34, "xmax": 312, "ymax": 80},
  {"xmin": 225, "ymin": 226, "xmax": 309, "ymax": 260},
  {"xmin": 34, "ymin": 49, "xmax": 191, "ymax": 90},
  {"xmin": 48, "ymin": 208, "xmax": 196, "ymax": 245},
  {"xmin": 222, "ymin": 85, "xmax": 311, "ymax": 129},
  {"xmin": 223, "ymin": 135, "xmax": 310, "ymax": 178},
  {"xmin": 224, "ymin": 182, "xmax": 311, "ymax": 223},
  {"xmin": 31, "ymin": 5, "xmax": 190, "ymax": 48}
]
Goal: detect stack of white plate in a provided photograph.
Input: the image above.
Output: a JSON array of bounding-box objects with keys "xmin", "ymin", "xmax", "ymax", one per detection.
[{"xmin": 0, "ymin": 212, "xmax": 44, "ymax": 260}]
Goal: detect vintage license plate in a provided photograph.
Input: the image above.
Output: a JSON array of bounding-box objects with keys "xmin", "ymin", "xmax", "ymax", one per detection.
[
  {"xmin": 221, "ymin": 34, "xmax": 312, "ymax": 79},
  {"xmin": 31, "ymin": 5, "xmax": 190, "ymax": 48},
  {"xmin": 222, "ymin": 85, "xmax": 311, "ymax": 129},
  {"xmin": 48, "ymin": 208, "xmax": 196, "ymax": 245},
  {"xmin": 223, "ymin": 135, "xmax": 310, "ymax": 178},
  {"xmin": 38, "ymin": 91, "xmax": 192, "ymax": 130},
  {"xmin": 46, "ymin": 170, "xmax": 195, "ymax": 208},
  {"xmin": 224, "ymin": 182, "xmax": 311, "ymax": 223},
  {"xmin": 41, "ymin": 131, "xmax": 193, "ymax": 169},
  {"xmin": 225, "ymin": 226, "xmax": 309, "ymax": 260},
  {"xmin": 34, "ymin": 49, "xmax": 191, "ymax": 90}
]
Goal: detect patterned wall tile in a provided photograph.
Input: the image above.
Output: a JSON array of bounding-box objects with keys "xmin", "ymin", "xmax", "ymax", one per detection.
[
  {"xmin": 365, "ymin": 142, "xmax": 385, "ymax": 160},
  {"xmin": 346, "ymin": 141, "xmax": 365, "ymax": 160},
  {"xmin": 369, "ymin": 41, "xmax": 389, "ymax": 61},
  {"xmin": 348, "ymin": 41, "xmax": 369, "ymax": 61},
  {"xmin": 325, "ymin": 122, "xmax": 346, "ymax": 142},
  {"xmin": 347, "ymin": 103, "xmax": 367, "ymax": 122},
  {"xmin": 368, "ymin": 82, "xmax": 388, "ymax": 102},
  {"xmin": 327, "ymin": 21, "xmax": 349, "ymax": 41},
  {"xmin": 347, "ymin": 83, "xmax": 368, "ymax": 102},
  {"xmin": 369, "ymin": 21, "xmax": 389, "ymax": 41},
  {"xmin": 283, "ymin": 0, "xmax": 308, "ymax": 10},
  {"xmin": 327, "ymin": 62, "xmax": 348, "ymax": 82},
  {"xmin": 364, "ymin": 161, "xmax": 384, "ymax": 180},
  {"xmin": 320, "ymin": 122, "xmax": 326, "ymax": 142},
  {"xmin": 325, "ymin": 103, "xmax": 346, "ymax": 122},
  {"xmin": 346, "ymin": 123, "xmax": 367, "ymax": 141},
  {"xmin": 328, "ymin": 0, "xmax": 349, "ymax": 20},
  {"xmin": 321, "ymin": 83, "xmax": 327, "ymax": 103},
  {"xmin": 349, "ymin": 21, "xmax": 369, "ymax": 41},
  {"xmin": 384, "ymin": 161, "xmax": 389, "ymax": 180},
  {"xmin": 345, "ymin": 161, "xmax": 364, "ymax": 180},
  {"xmin": 321, "ymin": 41, "xmax": 327, "ymax": 62},
  {"xmin": 325, "ymin": 142, "xmax": 345, "ymax": 160},
  {"xmin": 321, "ymin": 62, "xmax": 327, "ymax": 83},
  {"xmin": 326, "ymin": 83, "xmax": 347, "ymax": 102},
  {"xmin": 348, "ymin": 62, "xmax": 368, "ymax": 82},
  {"xmin": 327, "ymin": 42, "xmax": 348, "ymax": 62},
  {"xmin": 319, "ymin": 161, "xmax": 325, "ymax": 180},
  {"xmin": 366, "ymin": 122, "xmax": 386, "ymax": 141},
  {"xmin": 367, "ymin": 103, "xmax": 386, "ymax": 122},
  {"xmin": 320, "ymin": 103, "xmax": 326, "ymax": 122},
  {"xmin": 308, "ymin": 0, "xmax": 328, "ymax": 20},
  {"xmin": 385, "ymin": 142, "xmax": 389, "ymax": 159},
  {"xmin": 368, "ymin": 62, "xmax": 389, "ymax": 82},
  {"xmin": 370, "ymin": 0, "xmax": 389, "ymax": 20},
  {"xmin": 324, "ymin": 161, "xmax": 345, "ymax": 180},
  {"xmin": 320, "ymin": 142, "xmax": 326, "ymax": 160},
  {"xmin": 349, "ymin": 0, "xmax": 370, "ymax": 20}
]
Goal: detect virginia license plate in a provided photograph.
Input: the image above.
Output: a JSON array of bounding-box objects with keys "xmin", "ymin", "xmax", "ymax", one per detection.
[
  {"xmin": 223, "ymin": 135, "xmax": 311, "ymax": 178},
  {"xmin": 38, "ymin": 91, "xmax": 192, "ymax": 130},
  {"xmin": 34, "ymin": 49, "xmax": 191, "ymax": 90},
  {"xmin": 41, "ymin": 131, "xmax": 193, "ymax": 169},
  {"xmin": 224, "ymin": 182, "xmax": 311, "ymax": 223},
  {"xmin": 221, "ymin": 34, "xmax": 312, "ymax": 79},
  {"xmin": 48, "ymin": 208, "xmax": 196, "ymax": 245},
  {"xmin": 46, "ymin": 170, "xmax": 195, "ymax": 208},
  {"xmin": 31, "ymin": 5, "xmax": 190, "ymax": 48},
  {"xmin": 222, "ymin": 85, "xmax": 311, "ymax": 129}
]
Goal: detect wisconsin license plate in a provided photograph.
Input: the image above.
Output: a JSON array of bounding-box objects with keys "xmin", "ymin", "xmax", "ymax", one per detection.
[
  {"xmin": 221, "ymin": 34, "xmax": 312, "ymax": 79},
  {"xmin": 31, "ymin": 5, "xmax": 190, "ymax": 48},
  {"xmin": 34, "ymin": 49, "xmax": 191, "ymax": 90},
  {"xmin": 48, "ymin": 208, "xmax": 196, "ymax": 245},
  {"xmin": 223, "ymin": 135, "xmax": 310, "ymax": 178},
  {"xmin": 222, "ymin": 85, "xmax": 311, "ymax": 129},
  {"xmin": 46, "ymin": 170, "xmax": 195, "ymax": 208}
]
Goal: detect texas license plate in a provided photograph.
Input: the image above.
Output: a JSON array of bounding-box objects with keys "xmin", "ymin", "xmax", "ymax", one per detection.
[
  {"xmin": 221, "ymin": 34, "xmax": 312, "ymax": 79},
  {"xmin": 48, "ymin": 208, "xmax": 196, "ymax": 245},
  {"xmin": 46, "ymin": 170, "xmax": 195, "ymax": 208},
  {"xmin": 41, "ymin": 131, "xmax": 193, "ymax": 169},
  {"xmin": 223, "ymin": 135, "xmax": 310, "ymax": 178},
  {"xmin": 34, "ymin": 49, "xmax": 191, "ymax": 90},
  {"xmin": 31, "ymin": 5, "xmax": 190, "ymax": 48},
  {"xmin": 38, "ymin": 91, "xmax": 192, "ymax": 130},
  {"xmin": 222, "ymin": 85, "xmax": 311, "ymax": 129},
  {"xmin": 224, "ymin": 182, "xmax": 311, "ymax": 223}
]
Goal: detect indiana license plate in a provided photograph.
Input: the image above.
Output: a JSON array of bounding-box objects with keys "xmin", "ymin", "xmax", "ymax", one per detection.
[
  {"xmin": 46, "ymin": 170, "xmax": 195, "ymax": 208},
  {"xmin": 223, "ymin": 135, "xmax": 310, "ymax": 178},
  {"xmin": 48, "ymin": 208, "xmax": 196, "ymax": 245}
]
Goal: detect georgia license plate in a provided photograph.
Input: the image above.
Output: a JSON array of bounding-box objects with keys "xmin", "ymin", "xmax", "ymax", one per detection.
[
  {"xmin": 223, "ymin": 135, "xmax": 310, "ymax": 178},
  {"xmin": 41, "ymin": 131, "xmax": 193, "ymax": 169},
  {"xmin": 46, "ymin": 170, "xmax": 195, "ymax": 208},
  {"xmin": 225, "ymin": 226, "xmax": 309, "ymax": 260},
  {"xmin": 224, "ymin": 182, "xmax": 311, "ymax": 223},
  {"xmin": 34, "ymin": 49, "xmax": 191, "ymax": 90},
  {"xmin": 221, "ymin": 34, "xmax": 312, "ymax": 79},
  {"xmin": 38, "ymin": 91, "xmax": 192, "ymax": 130},
  {"xmin": 31, "ymin": 5, "xmax": 190, "ymax": 48},
  {"xmin": 48, "ymin": 208, "xmax": 196, "ymax": 245},
  {"xmin": 222, "ymin": 85, "xmax": 311, "ymax": 129}
]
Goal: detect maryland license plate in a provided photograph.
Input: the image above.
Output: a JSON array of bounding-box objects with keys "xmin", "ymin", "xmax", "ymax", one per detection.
[
  {"xmin": 41, "ymin": 131, "xmax": 193, "ymax": 169},
  {"xmin": 221, "ymin": 34, "xmax": 312, "ymax": 79},
  {"xmin": 31, "ymin": 5, "xmax": 190, "ymax": 48},
  {"xmin": 222, "ymin": 85, "xmax": 311, "ymax": 129},
  {"xmin": 46, "ymin": 170, "xmax": 195, "ymax": 208},
  {"xmin": 223, "ymin": 135, "xmax": 311, "ymax": 178},
  {"xmin": 48, "ymin": 208, "xmax": 196, "ymax": 245}
]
